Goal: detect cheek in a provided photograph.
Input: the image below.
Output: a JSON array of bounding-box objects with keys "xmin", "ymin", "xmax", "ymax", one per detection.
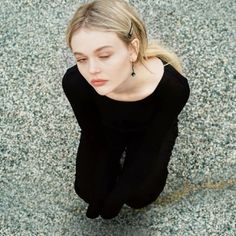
[{"xmin": 107, "ymin": 54, "xmax": 130, "ymax": 77}]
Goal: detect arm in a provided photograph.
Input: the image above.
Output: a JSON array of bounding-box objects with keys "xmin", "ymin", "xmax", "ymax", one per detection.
[
  {"xmin": 100, "ymin": 72, "xmax": 191, "ymax": 219},
  {"xmin": 62, "ymin": 66, "xmax": 122, "ymax": 218}
]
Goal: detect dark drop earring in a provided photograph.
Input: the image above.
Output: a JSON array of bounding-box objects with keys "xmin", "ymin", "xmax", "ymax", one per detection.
[{"xmin": 131, "ymin": 62, "xmax": 136, "ymax": 77}]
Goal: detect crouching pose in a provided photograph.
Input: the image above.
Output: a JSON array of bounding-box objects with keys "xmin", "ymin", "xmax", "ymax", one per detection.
[{"xmin": 62, "ymin": 0, "xmax": 190, "ymax": 219}]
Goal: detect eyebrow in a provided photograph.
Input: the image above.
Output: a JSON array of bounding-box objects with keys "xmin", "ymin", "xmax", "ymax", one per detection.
[{"xmin": 73, "ymin": 46, "xmax": 113, "ymax": 56}]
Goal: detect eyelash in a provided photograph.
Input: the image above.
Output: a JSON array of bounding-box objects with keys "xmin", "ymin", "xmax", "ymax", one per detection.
[
  {"xmin": 77, "ymin": 55, "xmax": 111, "ymax": 63},
  {"xmin": 77, "ymin": 59, "xmax": 87, "ymax": 63}
]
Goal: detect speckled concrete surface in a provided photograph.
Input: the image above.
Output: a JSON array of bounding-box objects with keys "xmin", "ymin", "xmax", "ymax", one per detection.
[{"xmin": 1, "ymin": 0, "xmax": 236, "ymax": 235}]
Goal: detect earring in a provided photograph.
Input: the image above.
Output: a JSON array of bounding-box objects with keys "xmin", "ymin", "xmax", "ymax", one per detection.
[{"xmin": 131, "ymin": 62, "xmax": 136, "ymax": 77}]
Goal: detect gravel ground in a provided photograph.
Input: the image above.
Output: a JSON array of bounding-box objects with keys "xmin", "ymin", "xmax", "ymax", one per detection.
[{"xmin": 1, "ymin": 0, "xmax": 236, "ymax": 235}]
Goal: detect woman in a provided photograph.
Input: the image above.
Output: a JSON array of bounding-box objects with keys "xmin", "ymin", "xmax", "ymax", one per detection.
[{"xmin": 62, "ymin": 0, "xmax": 190, "ymax": 219}]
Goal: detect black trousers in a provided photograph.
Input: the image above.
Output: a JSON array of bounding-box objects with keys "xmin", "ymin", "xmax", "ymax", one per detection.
[{"xmin": 74, "ymin": 119, "xmax": 179, "ymax": 214}]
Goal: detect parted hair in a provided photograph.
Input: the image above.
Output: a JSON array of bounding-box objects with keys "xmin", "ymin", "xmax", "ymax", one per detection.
[{"xmin": 66, "ymin": 0, "xmax": 183, "ymax": 73}]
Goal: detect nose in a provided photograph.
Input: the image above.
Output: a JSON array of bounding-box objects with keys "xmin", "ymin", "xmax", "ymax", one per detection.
[{"xmin": 88, "ymin": 59, "xmax": 101, "ymax": 74}]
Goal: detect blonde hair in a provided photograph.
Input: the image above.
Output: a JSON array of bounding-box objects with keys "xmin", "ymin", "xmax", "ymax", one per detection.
[{"xmin": 66, "ymin": 0, "xmax": 183, "ymax": 73}]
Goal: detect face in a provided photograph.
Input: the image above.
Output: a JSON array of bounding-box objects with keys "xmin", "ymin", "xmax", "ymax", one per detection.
[{"xmin": 71, "ymin": 28, "xmax": 136, "ymax": 96}]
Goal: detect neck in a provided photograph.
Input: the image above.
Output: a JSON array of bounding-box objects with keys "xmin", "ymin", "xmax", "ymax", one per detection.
[{"xmin": 110, "ymin": 61, "xmax": 153, "ymax": 95}]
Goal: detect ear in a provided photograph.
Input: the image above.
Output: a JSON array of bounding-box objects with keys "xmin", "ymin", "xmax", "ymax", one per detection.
[{"xmin": 128, "ymin": 38, "xmax": 139, "ymax": 62}]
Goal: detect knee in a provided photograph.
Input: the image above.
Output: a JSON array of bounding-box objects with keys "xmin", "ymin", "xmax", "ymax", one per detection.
[
  {"xmin": 126, "ymin": 191, "xmax": 160, "ymax": 209},
  {"xmin": 125, "ymin": 174, "xmax": 168, "ymax": 209}
]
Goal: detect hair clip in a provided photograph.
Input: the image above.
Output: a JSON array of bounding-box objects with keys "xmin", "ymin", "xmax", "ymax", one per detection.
[{"xmin": 127, "ymin": 22, "xmax": 133, "ymax": 39}]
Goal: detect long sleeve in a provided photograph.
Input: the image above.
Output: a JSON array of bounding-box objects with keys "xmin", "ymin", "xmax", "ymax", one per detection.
[
  {"xmin": 100, "ymin": 70, "xmax": 191, "ymax": 219},
  {"xmin": 62, "ymin": 66, "xmax": 124, "ymax": 218}
]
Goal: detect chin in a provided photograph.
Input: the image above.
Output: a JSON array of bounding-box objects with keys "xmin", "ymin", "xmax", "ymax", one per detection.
[{"xmin": 94, "ymin": 88, "xmax": 111, "ymax": 96}]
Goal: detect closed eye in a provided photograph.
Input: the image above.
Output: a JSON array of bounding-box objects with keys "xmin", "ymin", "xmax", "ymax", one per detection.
[
  {"xmin": 76, "ymin": 58, "xmax": 87, "ymax": 63},
  {"xmin": 99, "ymin": 55, "xmax": 110, "ymax": 59},
  {"xmin": 76, "ymin": 54, "xmax": 111, "ymax": 63}
]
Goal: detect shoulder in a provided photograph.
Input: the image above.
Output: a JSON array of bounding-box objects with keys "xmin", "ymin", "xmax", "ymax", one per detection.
[
  {"xmin": 162, "ymin": 63, "xmax": 190, "ymax": 99},
  {"xmin": 62, "ymin": 64, "xmax": 94, "ymax": 96},
  {"xmin": 62, "ymin": 64, "xmax": 82, "ymax": 87},
  {"xmin": 154, "ymin": 63, "xmax": 190, "ymax": 110},
  {"xmin": 150, "ymin": 57, "xmax": 190, "ymax": 97},
  {"xmin": 64, "ymin": 64, "xmax": 79, "ymax": 75}
]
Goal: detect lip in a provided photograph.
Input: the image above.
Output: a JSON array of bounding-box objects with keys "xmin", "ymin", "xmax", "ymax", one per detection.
[{"xmin": 91, "ymin": 79, "xmax": 108, "ymax": 87}]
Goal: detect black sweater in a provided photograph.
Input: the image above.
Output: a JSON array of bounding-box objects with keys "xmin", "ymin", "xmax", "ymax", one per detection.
[{"xmin": 62, "ymin": 60, "xmax": 190, "ymax": 218}]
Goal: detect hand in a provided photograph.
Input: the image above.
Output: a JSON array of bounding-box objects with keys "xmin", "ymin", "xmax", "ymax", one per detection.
[
  {"xmin": 86, "ymin": 203, "xmax": 101, "ymax": 219},
  {"xmin": 100, "ymin": 195, "xmax": 124, "ymax": 219}
]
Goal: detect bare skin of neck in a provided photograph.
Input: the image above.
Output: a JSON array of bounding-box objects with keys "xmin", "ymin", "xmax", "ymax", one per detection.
[{"xmin": 106, "ymin": 57, "xmax": 164, "ymax": 101}]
